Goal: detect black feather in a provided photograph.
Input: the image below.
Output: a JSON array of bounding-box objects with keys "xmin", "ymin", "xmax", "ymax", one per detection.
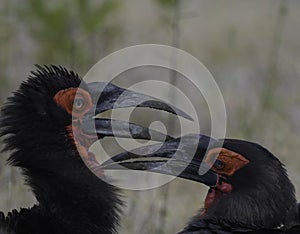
[
  {"xmin": 0, "ymin": 65, "xmax": 123, "ymax": 234},
  {"xmin": 179, "ymin": 139, "xmax": 300, "ymax": 233}
]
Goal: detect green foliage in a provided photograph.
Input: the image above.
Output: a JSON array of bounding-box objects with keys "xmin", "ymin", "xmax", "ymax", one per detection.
[
  {"xmin": 155, "ymin": 0, "xmax": 176, "ymax": 8},
  {"xmin": 0, "ymin": 1, "xmax": 12, "ymax": 95},
  {"xmin": 154, "ymin": 0, "xmax": 178, "ymax": 25},
  {"xmin": 17, "ymin": 0, "xmax": 120, "ymax": 68},
  {"xmin": 76, "ymin": 0, "xmax": 119, "ymax": 33}
]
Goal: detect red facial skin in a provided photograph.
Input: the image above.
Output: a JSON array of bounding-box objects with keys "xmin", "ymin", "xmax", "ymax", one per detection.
[
  {"xmin": 204, "ymin": 179, "xmax": 233, "ymax": 212},
  {"xmin": 201, "ymin": 148, "xmax": 250, "ymax": 215},
  {"xmin": 205, "ymin": 148, "xmax": 250, "ymax": 177},
  {"xmin": 54, "ymin": 88, "xmax": 103, "ymax": 177}
]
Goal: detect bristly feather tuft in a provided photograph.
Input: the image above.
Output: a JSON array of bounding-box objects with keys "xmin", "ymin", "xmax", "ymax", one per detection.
[{"xmin": 0, "ymin": 65, "xmax": 123, "ymax": 234}]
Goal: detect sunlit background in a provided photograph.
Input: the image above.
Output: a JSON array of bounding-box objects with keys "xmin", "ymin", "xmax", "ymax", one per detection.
[{"xmin": 1, "ymin": 0, "xmax": 300, "ymax": 233}]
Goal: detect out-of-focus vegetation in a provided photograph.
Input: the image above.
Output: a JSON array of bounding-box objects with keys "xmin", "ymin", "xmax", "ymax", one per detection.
[
  {"xmin": 1, "ymin": 0, "xmax": 300, "ymax": 233},
  {"xmin": 17, "ymin": 0, "xmax": 120, "ymax": 68}
]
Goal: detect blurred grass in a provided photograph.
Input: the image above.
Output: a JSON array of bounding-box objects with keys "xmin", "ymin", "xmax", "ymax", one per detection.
[{"xmin": 1, "ymin": 0, "xmax": 300, "ymax": 233}]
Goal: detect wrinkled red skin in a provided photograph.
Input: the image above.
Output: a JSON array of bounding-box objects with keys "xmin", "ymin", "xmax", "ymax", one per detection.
[
  {"xmin": 54, "ymin": 88, "xmax": 104, "ymax": 177},
  {"xmin": 67, "ymin": 124, "xmax": 105, "ymax": 178},
  {"xmin": 200, "ymin": 177, "xmax": 233, "ymax": 217},
  {"xmin": 200, "ymin": 148, "xmax": 249, "ymax": 217}
]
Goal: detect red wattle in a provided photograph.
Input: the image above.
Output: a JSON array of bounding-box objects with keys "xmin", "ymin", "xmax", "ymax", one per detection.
[
  {"xmin": 216, "ymin": 181, "xmax": 233, "ymax": 193},
  {"xmin": 204, "ymin": 180, "xmax": 232, "ymax": 211}
]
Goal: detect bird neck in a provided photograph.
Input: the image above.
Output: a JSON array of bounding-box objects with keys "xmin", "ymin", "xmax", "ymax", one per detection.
[
  {"xmin": 23, "ymin": 150, "xmax": 122, "ymax": 234},
  {"xmin": 202, "ymin": 176, "xmax": 299, "ymax": 231}
]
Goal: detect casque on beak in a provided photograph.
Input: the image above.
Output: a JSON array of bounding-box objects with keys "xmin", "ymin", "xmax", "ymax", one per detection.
[{"xmin": 80, "ymin": 82, "xmax": 193, "ymax": 142}]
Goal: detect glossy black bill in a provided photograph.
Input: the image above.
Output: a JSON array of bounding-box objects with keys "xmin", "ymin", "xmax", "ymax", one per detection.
[
  {"xmin": 100, "ymin": 134, "xmax": 220, "ymax": 187},
  {"xmin": 87, "ymin": 82, "xmax": 193, "ymax": 120},
  {"xmin": 81, "ymin": 118, "xmax": 173, "ymax": 141},
  {"xmin": 80, "ymin": 82, "xmax": 192, "ymax": 142}
]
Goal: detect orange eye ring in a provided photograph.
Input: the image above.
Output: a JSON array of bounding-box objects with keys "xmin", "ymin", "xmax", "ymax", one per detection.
[
  {"xmin": 54, "ymin": 87, "xmax": 93, "ymax": 119},
  {"xmin": 205, "ymin": 148, "xmax": 250, "ymax": 176}
]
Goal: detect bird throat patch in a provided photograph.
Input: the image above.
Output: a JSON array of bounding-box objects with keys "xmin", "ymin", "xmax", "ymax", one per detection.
[
  {"xmin": 201, "ymin": 148, "xmax": 249, "ymax": 215},
  {"xmin": 204, "ymin": 178, "xmax": 233, "ymax": 212}
]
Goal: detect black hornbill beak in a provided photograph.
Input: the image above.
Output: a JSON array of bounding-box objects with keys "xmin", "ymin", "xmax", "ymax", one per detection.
[
  {"xmin": 99, "ymin": 134, "xmax": 220, "ymax": 187},
  {"xmin": 86, "ymin": 82, "xmax": 193, "ymax": 120},
  {"xmin": 80, "ymin": 82, "xmax": 193, "ymax": 142}
]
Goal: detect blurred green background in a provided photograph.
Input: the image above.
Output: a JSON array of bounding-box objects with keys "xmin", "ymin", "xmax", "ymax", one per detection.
[{"xmin": 1, "ymin": 0, "xmax": 300, "ymax": 233}]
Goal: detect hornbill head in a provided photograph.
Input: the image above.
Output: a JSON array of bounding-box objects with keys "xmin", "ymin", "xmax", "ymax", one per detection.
[
  {"xmin": 0, "ymin": 65, "xmax": 191, "ymax": 172},
  {"xmin": 101, "ymin": 134, "xmax": 299, "ymax": 231},
  {"xmin": 0, "ymin": 65, "xmax": 193, "ymax": 233}
]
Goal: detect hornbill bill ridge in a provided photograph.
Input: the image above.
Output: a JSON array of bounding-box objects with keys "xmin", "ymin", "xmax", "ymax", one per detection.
[
  {"xmin": 0, "ymin": 65, "xmax": 192, "ymax": 234},
  {"xmin": 103, "ymin": 134, "xmax": 300, "ymax": 233}
]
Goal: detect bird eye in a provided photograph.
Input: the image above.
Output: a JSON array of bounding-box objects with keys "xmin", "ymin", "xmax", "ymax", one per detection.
[
  {"xmin": 74, "ymin": 98, "xmax": 85, "ymax": 111},
  {"xmin": 214, "ymin": 159, "xmax": 225, "ymax": 170}
]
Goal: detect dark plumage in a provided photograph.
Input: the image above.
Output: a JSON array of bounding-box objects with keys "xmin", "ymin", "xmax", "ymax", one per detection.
[
  {"xmin": 103, "ymin": 134, "xmax": 300, "ymax": 233},
  {"xmin": 2, "ymin": 65, "xmax": 299, "ymax": 233},
  {"xmin": 179, "ymin": 139, "xmax": 300, "ymax": 234},
  {"xmin": 0, "ymin": 65, "xmax": 184, "ymax": 234},
  {"xmin": 0, "ymin": 66, "xmax": 122, "ymax": 234}
]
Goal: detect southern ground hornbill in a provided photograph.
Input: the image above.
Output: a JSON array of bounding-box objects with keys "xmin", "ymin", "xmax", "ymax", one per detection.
[
  {"xmin": 103, "ymin": 134, "xmax": 300, "ymax": 233},
  {"xmin": 0, "ymin": 65, "xmax": 191, "ymax": 234},
  {"xmin": 1, "ymin": 65, "xmax": 300, "ymax": 233}
]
